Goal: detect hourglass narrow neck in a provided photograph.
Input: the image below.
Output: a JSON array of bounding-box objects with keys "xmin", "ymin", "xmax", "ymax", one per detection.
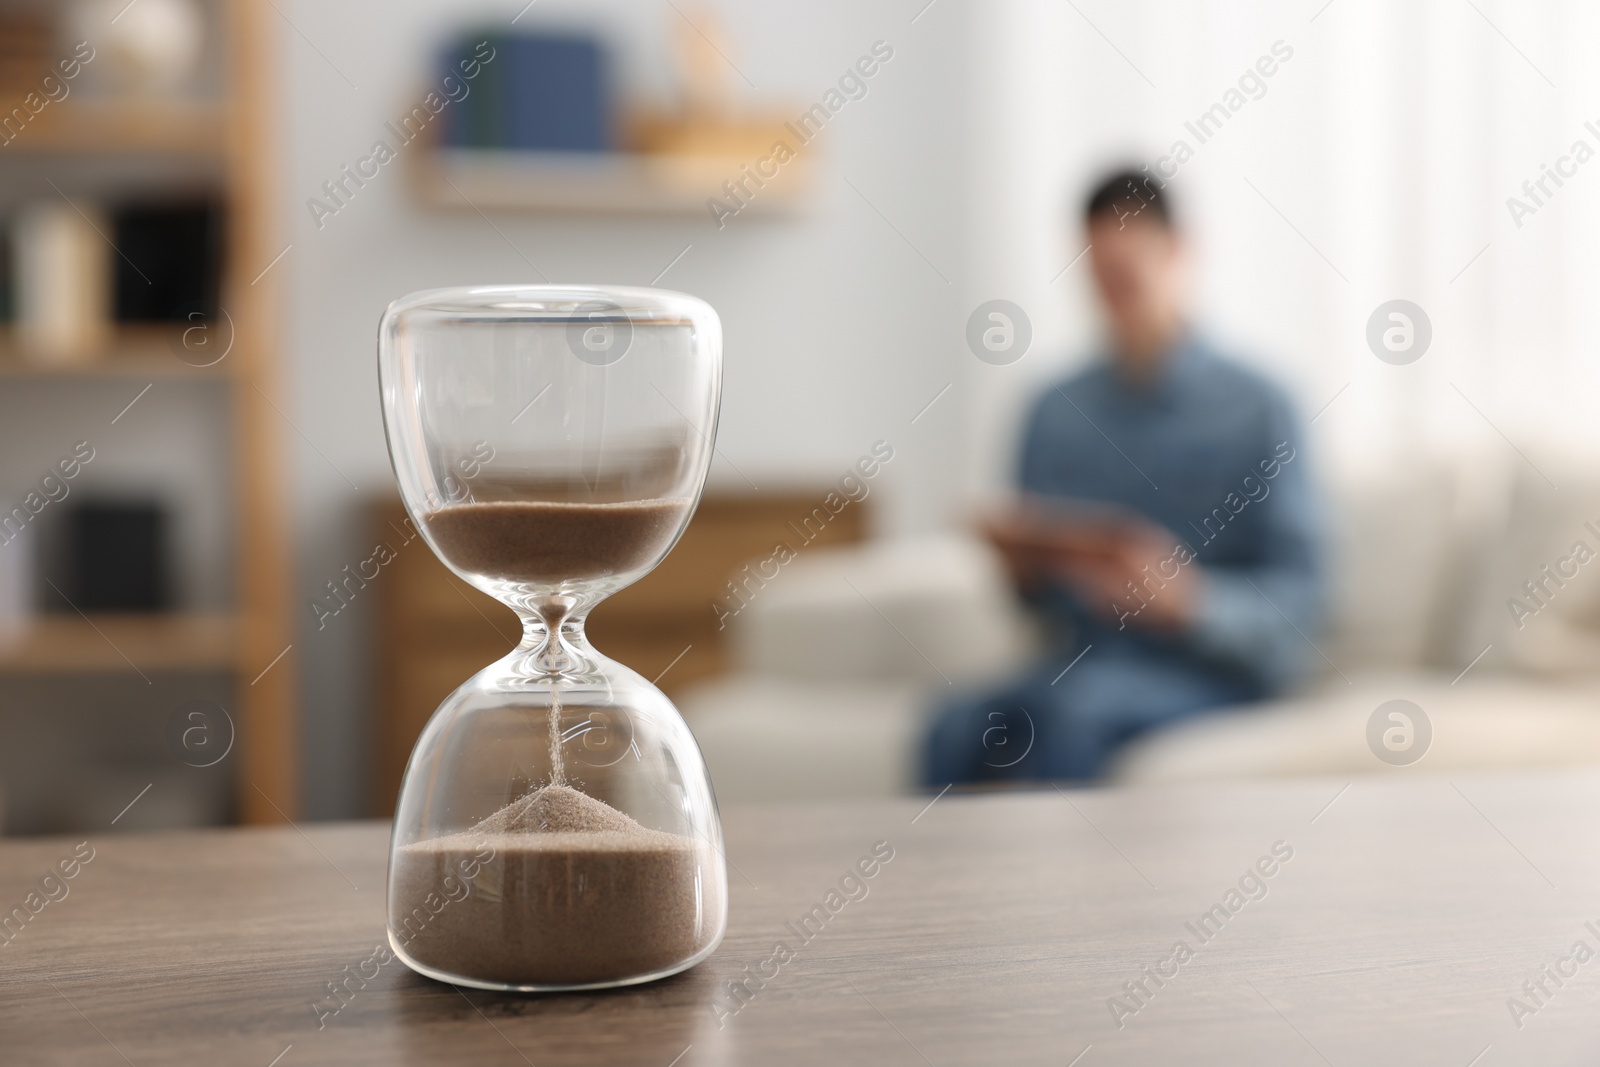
[{"xmin": 514, "ymin": 597, "xmax": 597, "ymax": 679}]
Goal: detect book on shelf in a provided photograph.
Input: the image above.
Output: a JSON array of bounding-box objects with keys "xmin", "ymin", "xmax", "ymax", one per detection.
[{"xmin": 439, "ymin": 31, "xmax": 614, "ymax": 153}]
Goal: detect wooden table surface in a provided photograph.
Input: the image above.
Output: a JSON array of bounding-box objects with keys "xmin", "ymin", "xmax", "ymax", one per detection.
[{"xmin": 2, "ymin": 772, "xmax": 1598, "ymax": 1066}]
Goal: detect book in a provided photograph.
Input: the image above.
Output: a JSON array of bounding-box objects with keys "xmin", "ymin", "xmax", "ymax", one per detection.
[
  {"xmin": 438, "ymin": 30, "xmax": 612, "ymax": 152},
  {"xmin": 505, "ymin": 33, "xmax": 611, "ymax": 153}
]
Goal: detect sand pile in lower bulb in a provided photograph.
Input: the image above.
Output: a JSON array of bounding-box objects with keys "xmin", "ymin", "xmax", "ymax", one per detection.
[
  {"xmin": 390, "ymin": 785, "xmax": 716, "ymax": 987},
  {"xmin": 472, "ymin": 783, "xmax": 641, "ymax": 834}
]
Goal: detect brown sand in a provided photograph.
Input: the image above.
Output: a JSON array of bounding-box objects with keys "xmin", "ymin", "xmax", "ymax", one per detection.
[
  {"xmin": 422, "ymin": 499, "xmax": 690, "ymax": 584},
  {"xmin": 547, "ymin": 688, "xmax": 565, "ymax": 786},
  {"xmin": 390, "ymin": 785, "xmax": 718, "ymax": 987}
]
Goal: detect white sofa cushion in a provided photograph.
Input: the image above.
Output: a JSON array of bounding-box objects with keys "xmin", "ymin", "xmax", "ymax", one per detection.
[
  {"xmin": 1462, "ymin": 456, "xmax": 1600, "ymax": 676},
  {"xmin": 1112, "ymin": 671, "xmax": 1600, "ymax": 783},
  {"xmin": 729, "ymin": 534, "xmax": 1039, "ymax": 687},
  {"xmin": 683, "ymin": 677, "xmax": 926, "ymax": 802},
  {"xmin": 1319, "ymin": 458, "xmax": 1462, "ymax": 672}
]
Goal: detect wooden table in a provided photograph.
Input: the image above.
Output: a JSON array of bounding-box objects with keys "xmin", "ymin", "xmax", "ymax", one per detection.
[{"xmin": 3, "ymin": 772, "xmax": 1598, "ymax": 1065}]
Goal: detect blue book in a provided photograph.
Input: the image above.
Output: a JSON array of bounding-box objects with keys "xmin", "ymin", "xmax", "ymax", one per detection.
[{"xmin": 504, "ymin": 33, "xmax": 612, "ymax": 153}]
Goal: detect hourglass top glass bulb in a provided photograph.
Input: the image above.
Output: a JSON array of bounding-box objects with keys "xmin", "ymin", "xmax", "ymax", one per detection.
[{"xmin": 380, "ymin": 285, "xmax": 719, "ymax": 601}]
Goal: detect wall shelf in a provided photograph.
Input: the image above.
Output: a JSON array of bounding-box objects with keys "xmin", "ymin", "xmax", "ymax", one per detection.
[
  {"xmin": 3, "ymin": 99, "xmax": 228, "ymax": 157},
  {"xmin": 0, "ymin": 613, "xmax": 237, "ymax": 674},
  {"xmin": 0, "ymin": 327, "xmax": 233, "ymax": 379},
  {"xmin": 412, "ymin": 149, "xmax": 811, "ymax": 217}
]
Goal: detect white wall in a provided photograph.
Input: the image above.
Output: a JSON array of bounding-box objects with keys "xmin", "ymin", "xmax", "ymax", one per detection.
[
  {"xmin": 963, "ymin": 0, "xmax": 1600, "ymax": 495},
  {"xmin": 278, "ymin": 0, "xmax": 978, "ymax": 816}
]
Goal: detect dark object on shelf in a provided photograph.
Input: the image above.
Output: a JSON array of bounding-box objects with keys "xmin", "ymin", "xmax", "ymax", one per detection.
[
  {"xmin": 62, "ymin": 501, "xmax": 172, "ymax": 612},
  {"xmin": 112, "ymin": 200, "xmax": 224, "ymax": 323},
  {"xmin": 439, "ymin": 31, "xmax": 613, "ymax": 152}
]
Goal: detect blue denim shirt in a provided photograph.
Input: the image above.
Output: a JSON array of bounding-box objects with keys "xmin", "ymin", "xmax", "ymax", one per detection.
[{"xmin": 1017, "ymin": 334, "xmax": 1324, "ymax": 694}]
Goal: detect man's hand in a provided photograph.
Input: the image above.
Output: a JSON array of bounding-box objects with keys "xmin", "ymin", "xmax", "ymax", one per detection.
[
  {"xmin": 1052, "ymin": 521, "xmax": 1199, "ymax": 630},
  {"xmin": 981, "ymin": 501, "xmax": 1201, "ymax": 630},
  {"xmin": 981, "ymin": 511, "xmax": 1053, "ymax": 594}
]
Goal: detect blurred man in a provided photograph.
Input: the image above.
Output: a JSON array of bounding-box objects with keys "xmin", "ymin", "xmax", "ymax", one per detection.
[{"xmin": 923, "ymin": 167, "xmax": 1324, "ymax": 785}]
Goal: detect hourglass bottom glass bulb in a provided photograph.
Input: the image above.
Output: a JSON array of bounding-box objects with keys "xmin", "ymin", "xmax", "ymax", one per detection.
[{"xmin": 386, "ymin": 671, "xmax": 727, "ymax": 991}]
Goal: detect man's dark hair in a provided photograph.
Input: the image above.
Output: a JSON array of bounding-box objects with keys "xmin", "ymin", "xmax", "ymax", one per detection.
[{"xmin": 1083, "ymin": 166, "xmax": 1174, "ymax": 229}]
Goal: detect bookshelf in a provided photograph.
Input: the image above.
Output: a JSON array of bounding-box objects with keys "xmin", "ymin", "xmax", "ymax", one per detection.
[
  {"xmin": 0, "ymin": 326, "xmax": 233, "ymax": 378},
  {"xmin": 0, "ymin": 613, "xmax": 236, "ymax": 673},
  {"xmin": 0, "ymin": 0, "xmax": 298, "ymax": 824}
]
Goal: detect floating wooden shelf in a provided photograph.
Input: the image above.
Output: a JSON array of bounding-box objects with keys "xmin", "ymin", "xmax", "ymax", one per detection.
[
  {"xmin": 413, "ymin": 148, "xmax": 811, "ymax": 217},
  {"xmin": 2, "ymin": 98, "xmax": 228, "ymax": 156},
  {"xmin": 0, "ymin": 326, "xmax": 233, "ymax": 379},
  {"xmin": 0, "ymin": 613, "xmax": 238, "ymax": 674}
]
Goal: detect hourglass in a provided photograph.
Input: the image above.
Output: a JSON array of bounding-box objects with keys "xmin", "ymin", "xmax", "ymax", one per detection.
[{"xmin": 378, "ymin": 285, "xmax": 727, "ymax": 991}]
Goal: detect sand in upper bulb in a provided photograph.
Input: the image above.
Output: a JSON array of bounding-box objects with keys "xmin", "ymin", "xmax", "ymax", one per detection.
[{"xmin": 422, "ymin": 498, "xmax": 690, "ymax": 584}]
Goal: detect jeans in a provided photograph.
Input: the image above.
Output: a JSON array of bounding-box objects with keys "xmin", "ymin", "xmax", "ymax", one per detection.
[{"xmin": 920, "ymin": 645, "xmax": 1261, "ymax": 786}]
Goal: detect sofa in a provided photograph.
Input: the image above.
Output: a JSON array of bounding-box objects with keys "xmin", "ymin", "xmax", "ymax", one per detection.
[{"xmin": 679, "ymin": 451, "xmax": 1600, "ymax": 801}]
